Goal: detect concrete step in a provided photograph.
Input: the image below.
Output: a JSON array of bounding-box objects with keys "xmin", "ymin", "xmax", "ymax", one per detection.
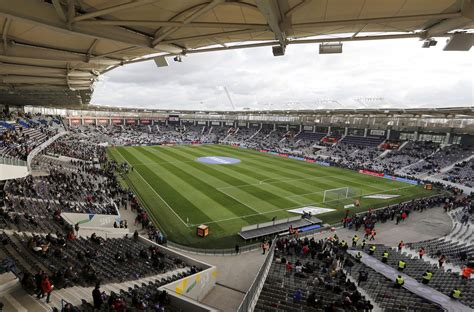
[
  {"xmin": 7, "ymin": 287, "xmax": 51, "ymax": 312},
  {"xmin": 0, "ymin": 272, "xmax": 19, "ymax": 294}
]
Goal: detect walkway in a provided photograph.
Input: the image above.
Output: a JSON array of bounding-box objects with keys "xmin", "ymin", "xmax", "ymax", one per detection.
[
  {"xmin": 347, "ymin": 250, "xmax": 472, "ymax": 312},
  {"xmin": 333, "ymin": 206, "xmax": 453, "ymax": 247}
]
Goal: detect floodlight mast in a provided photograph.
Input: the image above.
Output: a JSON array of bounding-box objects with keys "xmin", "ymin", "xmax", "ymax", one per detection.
[{"xmin": 224, "ymin": 86, "xmax": 236, "ymax": 111}]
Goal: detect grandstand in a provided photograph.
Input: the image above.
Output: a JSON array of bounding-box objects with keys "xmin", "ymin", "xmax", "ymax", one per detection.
[{"xmin": 1, "ymin": 0, "xmax": 474, "ymax": 311}]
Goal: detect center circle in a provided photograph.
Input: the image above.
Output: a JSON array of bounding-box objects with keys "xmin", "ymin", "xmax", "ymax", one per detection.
[{"xmin": 196, "ymin": 156, "xmax": 241, "ymax": 165}]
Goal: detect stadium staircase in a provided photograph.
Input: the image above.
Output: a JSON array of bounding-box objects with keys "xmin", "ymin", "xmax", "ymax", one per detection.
[
  {"xmin": 397, "ymin": 141, "xmax": 410, "ymax": 151},
  {"xmin": 346, "ymin": 250, "xmax": 473, "ymax": 312},
  {"xmin": 438, "ymin": 154, "xmax": 474, "ymax": 174},
  {"xmin": 395, "ymin": 147, "xmax": 442, "ymax": 177},
  {"xmin": 247, "ymin": 127, "xmax": 261, "ymax": 141}
]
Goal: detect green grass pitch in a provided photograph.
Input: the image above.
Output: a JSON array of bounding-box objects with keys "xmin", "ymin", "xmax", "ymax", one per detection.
[{"xmin": 107, "ymin": 144, "xmax": 437, "ymax": 248}]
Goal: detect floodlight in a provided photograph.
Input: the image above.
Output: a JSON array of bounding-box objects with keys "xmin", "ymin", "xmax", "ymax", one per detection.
[
  {"xmin": 153, "ymin": 56, "xmax": 168, "ymax": 67},
  {"xmin": 319, "ymin": 43, "xmax": 342, "ymax": 54},
  {"xmin": 173, "ymin": 56, "xmax": 182, "ymax": 62},
  {"xmin": 422, "ymin": 39, "xmax": 437, "ymax": 48},
  {"xmin": 272, "ymin": 45, "xmax": 285, "ymax": 56},
  {"xmin": 443, "ymin": 33, "xmax": 474, "ymax": 51}
]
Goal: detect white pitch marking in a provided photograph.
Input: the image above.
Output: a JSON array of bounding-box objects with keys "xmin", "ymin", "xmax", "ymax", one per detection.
[{"xmin": 115, "ymin": 149, "xmax": 190, "ymax": 228}]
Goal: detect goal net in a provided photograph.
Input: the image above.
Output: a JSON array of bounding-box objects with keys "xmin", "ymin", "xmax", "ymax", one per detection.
[{"xmin": 323, "ymin": 187, "xmax": 356, "ymax": 204}]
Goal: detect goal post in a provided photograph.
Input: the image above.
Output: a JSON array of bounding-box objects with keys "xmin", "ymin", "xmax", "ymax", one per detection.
[{"xmin": 323, "ymin": 187, "xmax": 356, "ymax": 204}]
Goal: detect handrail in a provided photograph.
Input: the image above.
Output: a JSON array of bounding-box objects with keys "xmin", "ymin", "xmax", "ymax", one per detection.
[
  {"xmin": 237, "ymin": 239, "xmax": 276, "ymax": 312},
  {"xmin": 166, "ymin": 240, "xmax": 261, "ymax": 255},
  {"xmin": 27, "ymin": 130, "xmax": 68, "ymax": 171}
]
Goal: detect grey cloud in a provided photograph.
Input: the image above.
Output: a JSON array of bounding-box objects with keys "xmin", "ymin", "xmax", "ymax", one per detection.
[{"xmin": 92, "ymin": 38, "xmax": 473, "ymax": 110}]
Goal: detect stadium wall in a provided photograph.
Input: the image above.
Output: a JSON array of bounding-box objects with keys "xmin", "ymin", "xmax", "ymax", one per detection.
[
  {"xmin": 0, "ymin": 164, "xmax": 28, "ymax": 180},
  {"xmin": 138, "ymin": 236, "xmax": 218, "ymax": 303},
  {"xmin": 61, "ymin": 212, "xmax": 121, "ymax": 228}
]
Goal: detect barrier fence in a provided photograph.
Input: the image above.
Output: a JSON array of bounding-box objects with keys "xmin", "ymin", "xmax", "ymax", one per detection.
[
  {"xmin": 0, "ymin": 156, "xmax": 26, "ymax": 167},
  {"xmin": 166, "ymin": 241, "xmax": 262, "ymax": 256}
]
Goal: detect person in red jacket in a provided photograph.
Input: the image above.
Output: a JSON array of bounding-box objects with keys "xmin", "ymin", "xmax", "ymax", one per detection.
[{"xmin": 41, "ymin": 275, "xmax": 53, "ymax": 303}]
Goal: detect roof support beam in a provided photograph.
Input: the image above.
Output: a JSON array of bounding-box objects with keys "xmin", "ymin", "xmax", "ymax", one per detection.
[
  {"xmin": 0, "ymin": 0, "xmax": 157, "ymax": 51},
  {"xmin": 72, "ymin": 0, "xmax": 156, "ymax": 23},
  {"xmin": 256, "ymin": 0, "xmax": 286, "ymax": 47},
  {"xmin": 120, "ymin": 33, "xmax": 423, "ymax": 68},
  {"xmin": 0, "ymin": 43, "xmax": 120, "ymax": 65},
  {"xmin": 0, "ymin": 75, "xmax": 92, "ymax": 86},
  {"xmin": 75, "ymin": 20, "xmax": 270, "ymax": 30},
  {"xmin": 0, "ymin": 63, "xmax": 96, "ymax": 78},
  {"xmin": 152, "ymin": 0, "xmax": 225, "ymax": 47},
  {"xmin": 2, "ymin": 18, "xmax": 11, "ymax": 55},
  {"xmin": 86, "ymin": 39, "xmax": 98, "ymax": 62},
  {"xmin": 67, "ymin": 0, "xmax": 75, "ymax": 28},
  {"xmin": 52, "ymin": 0, "xmax": 67, "ymax": 22},
  {"xmin": 422, "ymin": 1, "xmax": 474, "ymax": 38},
  {"xmin": 160, "ymin": 29, "xmax": 268, "ymax": 44},
  {"xmin": 90, "ymin": 46, "xmax": 139, "ymax": 59}
]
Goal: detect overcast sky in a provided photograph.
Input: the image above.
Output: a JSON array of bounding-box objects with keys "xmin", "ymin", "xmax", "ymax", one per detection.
[{"xmin": 92, "ymin": 37, "xmax": 473, "ymax": 111}]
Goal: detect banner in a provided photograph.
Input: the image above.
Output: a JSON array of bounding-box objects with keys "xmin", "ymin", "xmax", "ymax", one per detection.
[
  {"xmin": 126, "ymin": 119, "xmax": 137, "ymax": 125},
  {"xmin": 316, "ymin": 161, "xmax": 330, "ymax": 167},
  {"xmin": 84, "ymin": 119, "xmax": 95, "ymax": 125},
  {"xmin": 70, "ymin": 119, "xmax": 81, "ymax": 125},
  {"xmin": 168, "ymin": 115, "xmax": 180, "ymax": 122},
  {"xmin": 370, "ymin": 129, "xmax": 385, "ymax": 136},
  {"xmin": 358, "ymin": 169, "xmax": 384, "ymax": 177},
  {"xmin": 112, "ymin": 119, "xmax": 123, "ymax": 125},
  {"xmin": 140, "ymin": 119, "xmax": 151, "ymax": 125},
  {"xmin": 384, "ymin": 174, "xmax": 419, "ymax": 185},
  {"xmin": 97, "ymin": 119, "xmax": 108, "ymax": 125}
]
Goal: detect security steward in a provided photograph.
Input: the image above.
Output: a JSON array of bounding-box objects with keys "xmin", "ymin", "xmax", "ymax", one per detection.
[
  {"xmin": 398, "ymin": 260, "xmax": 406, "ymax": 271},
  {"xmin": 394, "ymin": 275, "xmax": 404, "ymax": 288},
  {"xmin": 369, "ymin": 245, "xmax": 376, "ymax": 255},
  {"xmin": 422, "ymin": 270, "xmax": 433, "ymax": 284}
]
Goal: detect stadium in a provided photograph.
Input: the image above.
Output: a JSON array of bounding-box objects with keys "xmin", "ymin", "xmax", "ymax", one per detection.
[{"xmin": 0, "ymin": 0, "xmax": 474, "ymax": 311}]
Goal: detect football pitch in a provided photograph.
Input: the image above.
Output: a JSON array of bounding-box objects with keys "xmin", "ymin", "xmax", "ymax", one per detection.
[{"xmin": 107, "ymin": 144, "xmax": 436, "ymax": 248}]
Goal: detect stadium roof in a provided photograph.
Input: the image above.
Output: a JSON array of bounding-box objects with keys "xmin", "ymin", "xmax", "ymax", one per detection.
[{"xmin": 1, "ymin": 0, "xmax": 474, "ymax": 106}]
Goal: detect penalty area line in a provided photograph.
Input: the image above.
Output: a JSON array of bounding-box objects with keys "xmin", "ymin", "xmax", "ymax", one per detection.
[
  {"xmin": 193, "ymin": 184, "xmax": 418, "ymax": 226},
  {"xmin": 216, "ymin": 188, "xmax": 262, "ymax": 215}
]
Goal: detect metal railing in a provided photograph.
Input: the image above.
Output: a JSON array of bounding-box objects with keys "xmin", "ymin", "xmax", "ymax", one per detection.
[
  {"xmin": 0, "ymin": 155, "xmax": 27, "ymax": 167},
  {"xmin": 237, "ymin": 239, "xmax": 276, "ymax": 312},
  {"xmin": 166, "ymin": 241, "xmax": 261, "ymax": 255}
]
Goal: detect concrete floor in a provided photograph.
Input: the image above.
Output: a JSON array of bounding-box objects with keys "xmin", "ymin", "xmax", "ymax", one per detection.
[
  {"xmin": 334, "ymin": 206, "xmax": 453, "ymax": 247},
  {"xmin": 175, "ymin": 248, "xmax": 267, "ymax": 311}
]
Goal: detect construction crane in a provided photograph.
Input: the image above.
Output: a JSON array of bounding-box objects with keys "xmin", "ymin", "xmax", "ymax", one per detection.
[{"xmin": 224, "ymin": 86, "xmax": 236, "ymax": 110}]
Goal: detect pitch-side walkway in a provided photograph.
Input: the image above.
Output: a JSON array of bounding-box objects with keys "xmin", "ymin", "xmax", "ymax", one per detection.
[{"xmin": 347, "ymin": 250, "xmax": 471, "ymax": 312}]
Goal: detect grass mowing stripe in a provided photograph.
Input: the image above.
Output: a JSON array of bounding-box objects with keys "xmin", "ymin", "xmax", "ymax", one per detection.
[
  {"xmin": 204, "ymin": 144, "xmax": 401, "ymax": 193},
  {"xmin": 196, "ymin": 145, "xmax": 380, "ymax": 194},
  {"xmin": 145, "ymin": 146, "xmax": 297, "ymax": 215},
  {"xmin": 115, "ymin": 148, "xmax": 189, "ymax": 227},
  {"xmin": 163, "ymin": 146, "xmax": 315, "ymax": 205},
  {"xmin": 193, "ymin": 145, "xmax": 337, "ymax": 194},
  {"xmin": 137, "ymin": 147, "xmax": 264, "ymax": 219},
  {"xmin": 154, "ymin": 146, "xmax": 306, "ymax": 209},
  {"xmin": 214, "ymin": 144, "xmax": 404, "ymax": 187},
  {"xmin": 120, "ymin": 147, "xmax": 217, "ymax": 226}
]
